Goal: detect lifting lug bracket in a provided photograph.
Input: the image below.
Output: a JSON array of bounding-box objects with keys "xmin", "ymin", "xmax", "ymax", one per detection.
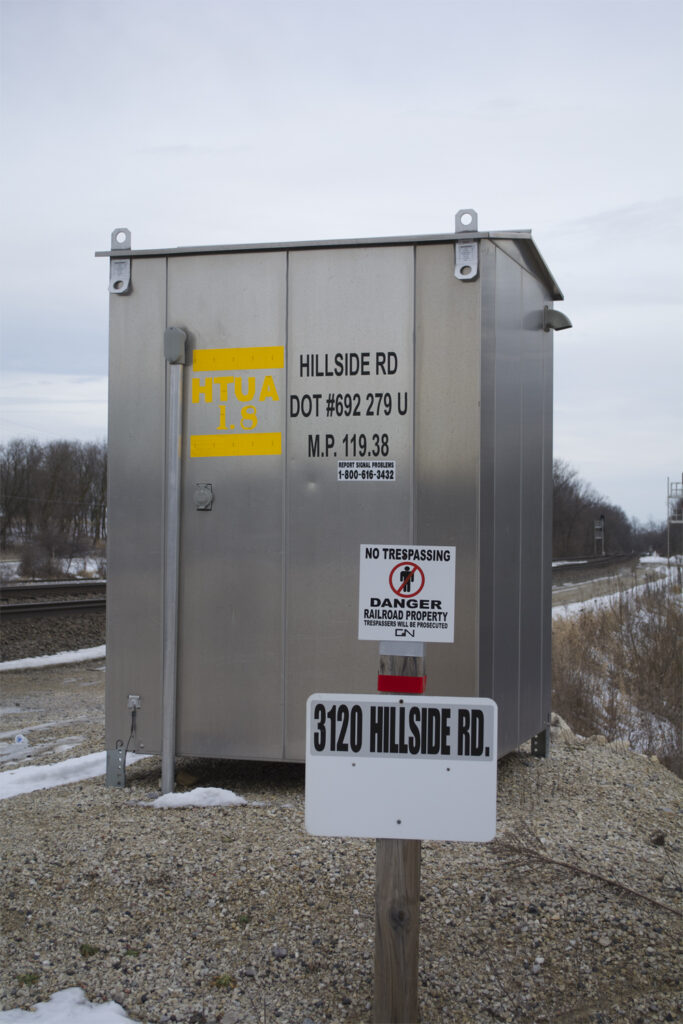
[{"xmin": 109, "ymin": 228, "xmax": 132, "ymax": 295}]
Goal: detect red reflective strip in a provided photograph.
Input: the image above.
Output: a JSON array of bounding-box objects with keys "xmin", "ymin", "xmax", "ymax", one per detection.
[{"xmin": 377, "ymin": 674, "xmax": 427, "ymax": 695}]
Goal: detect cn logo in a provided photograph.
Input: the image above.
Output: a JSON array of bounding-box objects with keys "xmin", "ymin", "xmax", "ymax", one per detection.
[{"xmin": 395, "ymin": 627, "xmax": 415, "ymax": 638}]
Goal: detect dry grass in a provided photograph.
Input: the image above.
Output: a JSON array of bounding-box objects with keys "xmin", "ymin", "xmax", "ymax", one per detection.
[{"xmin": 552, "ymin": 569, "xmax": 682, "ymax": 775}]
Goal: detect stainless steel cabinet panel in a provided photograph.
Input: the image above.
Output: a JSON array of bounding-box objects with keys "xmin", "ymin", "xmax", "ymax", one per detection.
[
  {"xmin": 105, "ymin": 258, "xmax": 167, "ymax": 754},
  {"xmin": 478, "ymin": 241, "xmax": 554, "ymax": 752},
  {"xmin": 169, "ymin": 253, "xmax": 287, "ymax": 759},
  {"xmin": 285, "ymin": 246, "xmax": 415, "ymax": 757},
  {"xmin": 414, "ymin": 244, "xmax": 480, "ymax": 699}
]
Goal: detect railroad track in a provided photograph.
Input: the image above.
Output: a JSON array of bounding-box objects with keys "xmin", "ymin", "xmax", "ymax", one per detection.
[
  {"xmin": 551, "ymin": 554, "xmax": 639, "ymax": 585},
  {"xmin": 0, "ymin": 580, "xmax": 106, "ymax": 617},
  {"xmin": 1, "ymin": 557, "xmax": 640, "ymax": 617}
]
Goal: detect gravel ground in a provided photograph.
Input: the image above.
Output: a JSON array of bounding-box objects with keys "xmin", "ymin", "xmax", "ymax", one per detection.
[
  {"xmin": 0, "ymin": 609, "xmax": 106, "ymax": 662},
  {"xmin": 0, "ymin": 663, "xmax": 681, "ymax": 1024}
]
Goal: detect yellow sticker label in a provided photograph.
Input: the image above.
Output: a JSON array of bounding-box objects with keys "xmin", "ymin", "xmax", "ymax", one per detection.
[
  {"xmin": 190, "ymin": 433, "xmax": 282, "ymax": 458},
  {"xmin": 193, "ymin": 346, "xmax": 284, "ymax": 372},
  {"xmin": 190, "ymin": 346, "xmax": 283, "ymax": 457}
]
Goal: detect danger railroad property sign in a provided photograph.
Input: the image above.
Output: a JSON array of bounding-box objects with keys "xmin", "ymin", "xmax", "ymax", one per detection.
[{"xmin": 358, "ymin": 544, "xmax": 456, "ymax": 643}]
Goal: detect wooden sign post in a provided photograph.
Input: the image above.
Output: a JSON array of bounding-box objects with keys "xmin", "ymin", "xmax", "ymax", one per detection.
[
  {"xmin": 374, "ymin": 837, "xmax": 421, "ymax": 1022},
  {"xmin": 305, "ymin": 592, "xmax": 497, "ymax": 1024},
  {"xmin": 374, "ymin": 643, "xmax": 426, "ymax": 1024}
]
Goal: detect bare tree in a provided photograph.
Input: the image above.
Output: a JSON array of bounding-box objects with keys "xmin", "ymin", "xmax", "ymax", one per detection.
[
  {"xmin": 0, "ymin": 440, "xmax": 107, "ymax": 573},
  {"xmin": 552, "ymin": 459, "xmax": 660, "ymax": 559},
  {"xmin": 552, "ymin": 459, "xmax": 599, "ymax": 558}
]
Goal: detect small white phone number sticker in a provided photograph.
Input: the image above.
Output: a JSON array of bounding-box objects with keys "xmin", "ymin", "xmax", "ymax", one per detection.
[{"xmin": 337, "ymin": 460, "xmax": 396, "ymax": 482}]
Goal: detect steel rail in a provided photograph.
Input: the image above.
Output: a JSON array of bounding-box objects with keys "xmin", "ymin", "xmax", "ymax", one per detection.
[
  {"xmin": 1, "ymin": 580, "xmax": 106, "ymax": 601},
  {"xmin": 1, "ymin": 597, "xmax": 106, "ymax": 616}
]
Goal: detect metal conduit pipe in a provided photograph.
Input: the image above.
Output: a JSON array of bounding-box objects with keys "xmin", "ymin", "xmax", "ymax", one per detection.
[{"xmin": 161, "ymin": 327, "xmax": 187, "ymax": 794}]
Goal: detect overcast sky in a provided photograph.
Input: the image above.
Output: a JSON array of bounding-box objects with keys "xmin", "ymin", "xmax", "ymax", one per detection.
[{"xmin": 0, "ymin": 0, "xmax": 681, "ymax": 524}]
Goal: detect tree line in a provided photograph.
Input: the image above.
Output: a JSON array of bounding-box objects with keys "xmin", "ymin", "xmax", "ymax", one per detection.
[
  {"xmin": 0, "ymin": 440, "xmax": 676, "ymax": 570},
  {"xmin": 0, "ymin": 439, "xmax": 107, "ymax": 574},
  {"xmin": 552, "ymin": 458, "xmax": 675, "ymax": 559}
]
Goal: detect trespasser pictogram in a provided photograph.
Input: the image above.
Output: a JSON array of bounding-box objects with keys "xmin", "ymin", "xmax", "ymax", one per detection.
[{"xmin": 389, "ymin": 561, "xmax": 425, "ymax": 597}]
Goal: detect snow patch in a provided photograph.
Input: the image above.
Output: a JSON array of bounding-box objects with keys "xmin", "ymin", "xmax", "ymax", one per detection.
[
  {"xmin": 0, "ymin": 647, "xmax": 106, "ymax": 672},
  {"xmin": 0, "ymin": 987, "xmax": 134, "ymax": 1023},
  {"xmin": 553, "ymin": 563, "xmax": 679, "ymax": 620},
  {"xmin": 0, "ymin": 754, "xmax": 247, "ymax": 809},
  {"xmin": 151, "ymin": 787, "xmax": 247, "ymax": 809},
  {"xmin": 0, "ymin": 751, "xmax": 148, "ymax": 800}
]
